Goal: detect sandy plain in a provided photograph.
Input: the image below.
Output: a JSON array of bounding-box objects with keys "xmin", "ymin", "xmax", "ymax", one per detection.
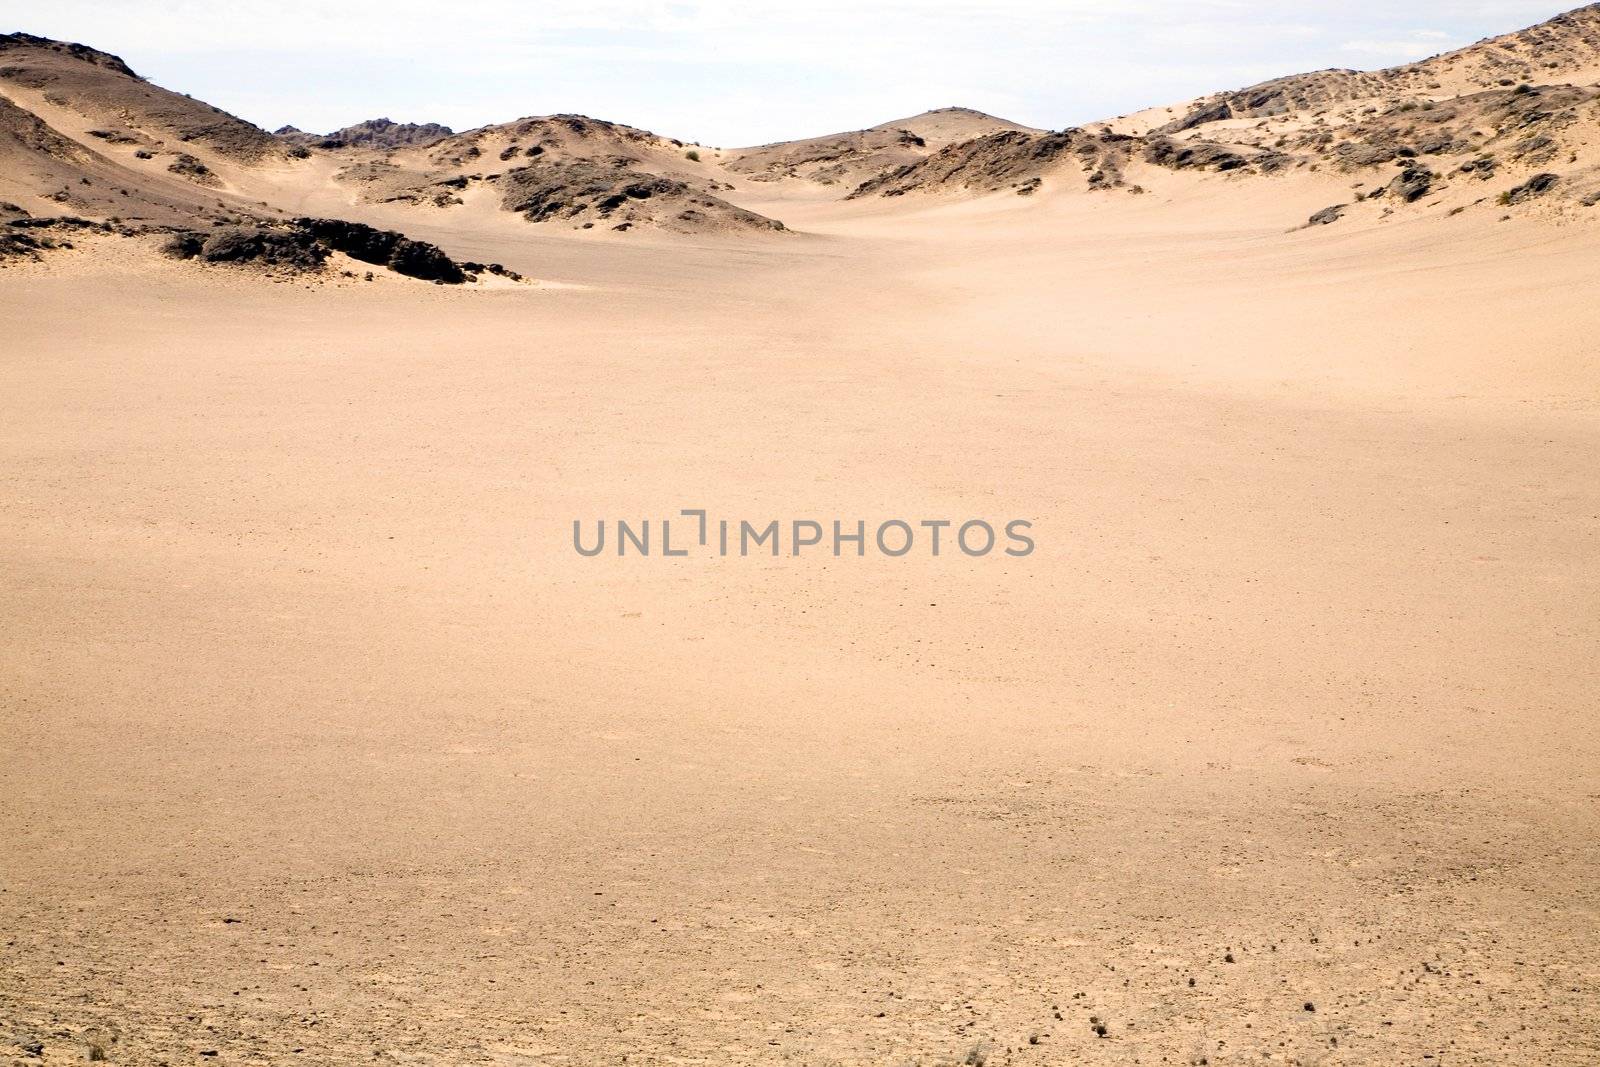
[{"xmin": 3, "ymin": 168, "xmax": 1599, "ymax": 1065}]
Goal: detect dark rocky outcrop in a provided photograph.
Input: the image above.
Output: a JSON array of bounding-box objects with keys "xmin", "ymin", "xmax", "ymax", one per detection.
[
  {"xmin": 1384, "ymin": 165, "xmax": 1435, "ymax": 203},
  {"xmin": 161, "ymin": 217, "xmax": 482, "ymax": 283},
  {"xmin": 1, "ymin": 213, "xmax": 118, "ymax": 258},
  {"xmin": 1334, "ymin": 142, "xmax": 1401, "ymax": 169},
  {"xmin": 2, "ymin": 214, "xmax": 75, "ymax": 260},
  {"xmin": 163, "ymin": 226, "xmax": 327, "ymax": 271},
  {"xmin": 1502, "ymin": 171, "xmax": 1560, "ymax": 204},
  {"xmin": 167, "ymin": 152, "xmax": 219, "ymax": 185},
  {"xmin": 1153, "ymin": 99, "xmax": 1233, "ymax": 135},
  {"xmin": 294, "ymin": 218, "xmax": 466, "ymax": 282},
  {"xmin": 1143, "ymin": 137, "xmax": 1249, "ymax": 172},
  {"xmin": 459, "ymin": 260, "xmax": 523, "ymax": 282}
]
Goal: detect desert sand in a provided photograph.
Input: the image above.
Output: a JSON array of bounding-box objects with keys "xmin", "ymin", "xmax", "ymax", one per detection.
[{"xmin": 3, "ymin": 9, "xmax": 1599, "ymax": 1067}]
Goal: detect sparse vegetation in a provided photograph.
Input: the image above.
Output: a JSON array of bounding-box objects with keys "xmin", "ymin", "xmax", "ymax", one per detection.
[{"xmin": 684, "ymin": 149, "xmax": 700, "ymax": 162}]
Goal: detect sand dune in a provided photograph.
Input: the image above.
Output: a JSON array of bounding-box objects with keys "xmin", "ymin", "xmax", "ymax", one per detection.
[{"xmin": 2, "ymin": 6, "xmax": 1598, "ymax": 1066}]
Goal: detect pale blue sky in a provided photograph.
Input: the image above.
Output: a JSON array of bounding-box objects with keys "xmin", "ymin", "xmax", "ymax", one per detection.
[{"xmin": 4, "ymin": 1, "xmax": 1572, "ymax": 145}]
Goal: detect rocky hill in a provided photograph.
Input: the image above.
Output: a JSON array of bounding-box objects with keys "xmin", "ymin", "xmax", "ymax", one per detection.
[
  {"xmin": 726, "ymin": 108, "xmax": 1037, "ymax": 186},
  {"xmin": 0, "ymin": 32, "xmax": 283, "ymax": 162},
  {"xmin": 847, "ymin": 5, "xmax": 1600, "ymax": 221},
  {"xmin": 8, "ymin": 5, "xmax": 1600, "ymax": 272},
  {"xmin": 0, "ymin": 34, "xmax": 518, "ymax": 282},
  {"xmin": 322, "ymin": 112, "xmax": 788, "ymax": 233},
  {"xmin": 275, "ymin": 117, "xmax": 454, "ymax": 150}
]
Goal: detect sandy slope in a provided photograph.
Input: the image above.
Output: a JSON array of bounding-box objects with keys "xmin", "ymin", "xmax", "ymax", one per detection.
[{"xmin": 3, "ymin": 167, "xmax": 1597, "ymax": 1066}]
